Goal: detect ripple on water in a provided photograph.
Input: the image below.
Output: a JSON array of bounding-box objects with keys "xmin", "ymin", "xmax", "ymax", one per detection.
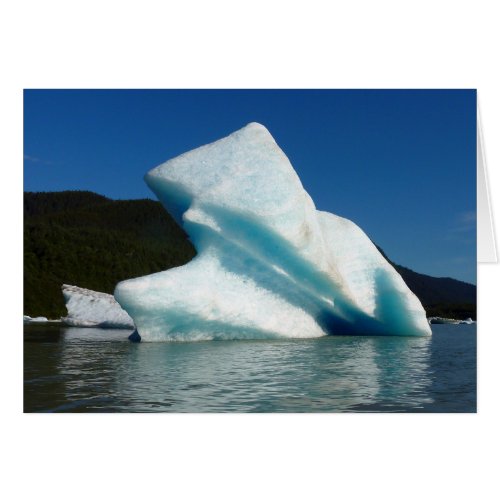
[{"xmin": 23, "ymin": 323, "xmax": 476, "ymax": 412}]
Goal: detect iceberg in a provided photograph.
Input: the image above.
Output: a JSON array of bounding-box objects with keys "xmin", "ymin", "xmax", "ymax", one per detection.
[
  {"xmin": 62, "ymin": 284, "xmax": 134, "ymax": 329},
  {"xmin": 115, "ymin": 123, "xmax": 431, "ymax": 341}
]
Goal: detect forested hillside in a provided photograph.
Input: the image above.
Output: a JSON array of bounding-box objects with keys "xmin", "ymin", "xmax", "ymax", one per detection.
[
  {"xmin": 24, "ymin": 191, "xmax": 476, "ymax": 320},
  {"xmin": 24, "ymin": 191, "xmax": 195, "ymax": 317}
]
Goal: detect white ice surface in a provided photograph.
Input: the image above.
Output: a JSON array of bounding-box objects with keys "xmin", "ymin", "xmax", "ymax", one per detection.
[
  {"xmin": 23, "ymin": 315, "xmax": 48, "ymax": 323},
  {"xmin": 62, "ymin": 284, "xmax": 134, "ymax": 329},
  {"xmin": 115, "ymin": 123, "xmax": 431, "ymax": 341}
]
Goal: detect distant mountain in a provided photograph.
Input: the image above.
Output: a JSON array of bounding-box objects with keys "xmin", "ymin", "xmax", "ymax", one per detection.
[
  {"xmin": 24, "ymin": 191, "xmax": 476, "ymax": 320},
  {"xmin": 375, "ymin": 246, "xmax": 476, "ymax": 320}
]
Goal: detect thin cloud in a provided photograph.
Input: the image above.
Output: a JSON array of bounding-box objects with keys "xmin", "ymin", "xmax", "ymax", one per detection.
[
  {"xmin": 24, "ymin": 154, "xmax": 54, "ymax": 165},
  {"xmin": 442, "ymin": 211, "xmax": 476, "ymax": 244},
  {"xmin": 450, "ymin": 211, "xmax": 476, "ymax": 233},
  {"xmin": 460, "ymin": 211, "xmax": 476, "ymax": 224}
]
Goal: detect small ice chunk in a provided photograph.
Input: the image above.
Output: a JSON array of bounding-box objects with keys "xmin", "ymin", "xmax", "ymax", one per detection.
[{"xmin": 62, "ymin": 284, "xmax": 135, "ymax": 329}]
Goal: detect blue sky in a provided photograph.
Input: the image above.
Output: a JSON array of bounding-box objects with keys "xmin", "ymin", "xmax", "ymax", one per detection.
[{"xmin": 24, "ymin": 89, "xmax": 476, "ymax": 284}]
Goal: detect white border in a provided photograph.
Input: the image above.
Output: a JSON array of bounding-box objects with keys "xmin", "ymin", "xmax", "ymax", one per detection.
[{"xmin": 3, "ymin": 2, "xmax": 499, "ymax": 499}]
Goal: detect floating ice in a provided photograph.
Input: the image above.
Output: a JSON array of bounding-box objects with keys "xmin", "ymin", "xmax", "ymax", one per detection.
[
  {"xmin": 428, "ymin": 316, "xmax": 475, "ymax": 325},
  {"xmin": 115, "ymin": 123, "xmax": 431, "ymax": 341},
  {"xmin": 459, "ymin": 318, "xmax": 475, "ymax": 325},
  {"xmin": 62, "ymin": 284, "xmax": 134, "ymax": 329},
  {"xmin": 24, "ymin": 315, "xmax": 49, "ymax": 323}
]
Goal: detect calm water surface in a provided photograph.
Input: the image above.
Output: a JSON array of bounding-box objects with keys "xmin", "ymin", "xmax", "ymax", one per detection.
[{"xmin": 24, "ymin": 324, "xmax": 476, "ymax": 412}]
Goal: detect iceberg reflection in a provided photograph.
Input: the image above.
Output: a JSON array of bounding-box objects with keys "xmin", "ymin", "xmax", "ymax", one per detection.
[{"xmin": 49, "ymin": 327, "xmax": 432, "ymax": 412}]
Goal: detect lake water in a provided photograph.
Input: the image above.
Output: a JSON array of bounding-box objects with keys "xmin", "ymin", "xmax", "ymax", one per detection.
[{"xmin": 24, "ymin": 323, "xmax": 476, "ymax": 412}]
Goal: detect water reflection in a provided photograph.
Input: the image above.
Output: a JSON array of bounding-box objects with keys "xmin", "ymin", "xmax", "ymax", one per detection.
[
  {"xmin": 427, "ymin": 324, "xmax": 476, "ymax": 412},
  {"xmin": 24, "ymin": 324, "xmax": 474, "ymax": 412}
]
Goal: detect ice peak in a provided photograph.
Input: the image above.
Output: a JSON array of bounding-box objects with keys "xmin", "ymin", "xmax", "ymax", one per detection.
[{"xmin": 116, "ymin": 124, "xmax": 431, "ymax": 341}]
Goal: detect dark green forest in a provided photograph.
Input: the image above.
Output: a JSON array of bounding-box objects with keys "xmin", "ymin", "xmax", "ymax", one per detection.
[
  {"xmin": 24, "ymin": 191, "xmax": 476, "ymax": 320},
  {"xmin": 24, "ymin": 191, "xmax": 195, "ymax": 317}
]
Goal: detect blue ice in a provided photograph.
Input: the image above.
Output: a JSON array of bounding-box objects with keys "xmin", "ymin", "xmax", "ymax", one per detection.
[{"xmin": 115, "ymin": 123, "xmax": 431, "ymax": 341}]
